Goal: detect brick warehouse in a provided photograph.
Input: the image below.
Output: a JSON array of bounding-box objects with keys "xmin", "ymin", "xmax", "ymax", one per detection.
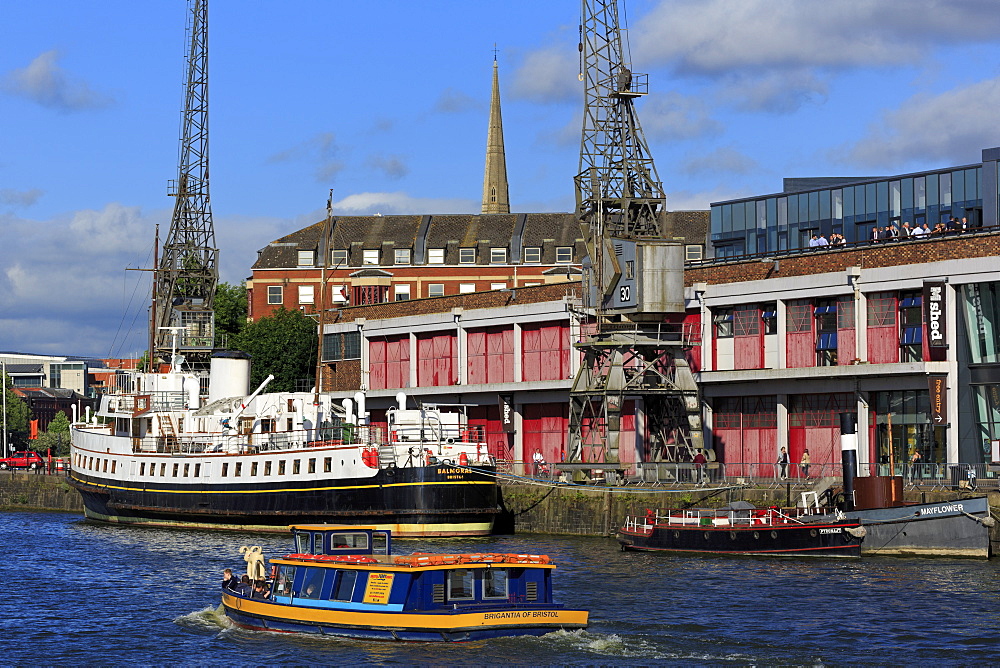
[{"xmin": 313, "ymin": 228, "xmax": 1000, "ymax": 475}]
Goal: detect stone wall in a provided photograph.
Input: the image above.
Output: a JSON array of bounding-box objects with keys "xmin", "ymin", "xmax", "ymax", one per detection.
[{"xmin": 0, "ymin": 471, "xmax": 83, "ymax": 512}]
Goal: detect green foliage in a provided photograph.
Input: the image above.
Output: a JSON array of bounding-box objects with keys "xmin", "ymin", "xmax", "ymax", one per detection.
[
  {"xmin": 214, "ymin": 281, "xmax": 248, "ymax": 347},
  {"xmin": 2, "ymin": 372, "xmax": 31, "ymax": 447},
  {"xmin": 33, "ymin": 411, "xmax": 71, "ymax": 456},
  {"xmin": 230, "ymin": 307, "xmax": 317, "ymax": 393}
]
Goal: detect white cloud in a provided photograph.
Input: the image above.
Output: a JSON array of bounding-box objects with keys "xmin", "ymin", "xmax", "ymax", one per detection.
[
  {"xmin": 680, "ymin": 146, "xmax": 761, "ymax": 176},
  {"xmin": 434, "ymin": 87, "xmax": 483, "ymax": 114},
  {"xmin": 840, "ymin": 77, "xmax": 1000, "ymax": 168},
  {"xmin": 633, "ymin": 0, "xmax": 1000, "ymax": 75},
  {"xmin": 641, "ymin": 92, "xmax": 723, "ymax": 140},
  {"xmin": 268, "ymin": 132, "xmax": 344, "ymax": 182},
  {"xmin": 3, "ymin": 50, "xmax": 112, "ymax": 111},
  {"xmin": 0, "ymin": 188, "xmax": 44, "ymax": 208},
  {"xmin": 365, "ymin": 154, "xmax": 409, "ymax": 180},
  {"xmin": 510, "ymin": 46, "xmax": 578, "ymax": 104},
  {"xmin": 332, "ymin": 192, "xmax": 477, "ymax": 215}
]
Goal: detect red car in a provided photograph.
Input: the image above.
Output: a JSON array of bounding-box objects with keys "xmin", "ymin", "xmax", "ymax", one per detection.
[{"xmin": 0, "ymin": 451, "xmax": 45, "ymax": 470}]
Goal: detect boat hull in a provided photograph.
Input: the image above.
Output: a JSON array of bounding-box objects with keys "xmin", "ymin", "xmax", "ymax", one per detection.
[
  {"xmin": 68, "ymin": 465, "xmax": 498, "ymax": 537},
  {"xmin": 842, "ymin": 497, "xmax": 992, "ymax": 558},
  {"xmin": 221, "ymin": 594, "xmax": 588, "ymax": 642},
  {"xmin": 617, "ymin": 520, "xmax": 863, "ymax": 557}
]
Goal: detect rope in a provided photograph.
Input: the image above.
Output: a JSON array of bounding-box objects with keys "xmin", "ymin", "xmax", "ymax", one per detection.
[{"xmin": 463, "ymin": 465, "xmax": 743, "ymax": 495}]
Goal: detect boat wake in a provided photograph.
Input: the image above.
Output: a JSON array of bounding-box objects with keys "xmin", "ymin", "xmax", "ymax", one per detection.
[{"xmin": 174, "ymin": 604, "xmax": 233, "ymax": 634}]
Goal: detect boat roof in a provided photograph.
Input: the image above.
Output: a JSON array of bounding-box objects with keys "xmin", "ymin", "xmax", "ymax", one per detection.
[{"xmin": 289, "ymin": 524, "xmax": 381, "ymax": 532}]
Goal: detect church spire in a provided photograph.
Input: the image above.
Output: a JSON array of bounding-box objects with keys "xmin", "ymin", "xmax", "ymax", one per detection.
[{"xmin": 482, "ymin": 52, "xmax": 510, "ymax": 214}]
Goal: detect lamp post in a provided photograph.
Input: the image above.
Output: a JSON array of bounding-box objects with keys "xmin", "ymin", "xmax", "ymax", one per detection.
[{"xmin": 2, "ymin": 360, "xmax": 8, "ymax": 459}]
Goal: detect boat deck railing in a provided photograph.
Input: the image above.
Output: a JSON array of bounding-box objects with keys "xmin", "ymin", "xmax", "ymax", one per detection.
[{"xmin": 621, "ymin": 507, "xmax": 815, "ymax": 532}]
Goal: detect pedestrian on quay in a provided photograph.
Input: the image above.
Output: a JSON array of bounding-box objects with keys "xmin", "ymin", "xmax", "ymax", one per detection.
[
  {"xmin": 800, "ymin": 448, "xmax": 811, "ymax": 478},
  {"xmin": 693, "ymin": 450, "xmax": 707, "ymax": 484},
  {"xmin": 908, "ymin": 450, "xmax": 922, "ymax": 483},
  {"xmin": 777, "ymin": 447, "xmax": 789, "ymax": 480}
]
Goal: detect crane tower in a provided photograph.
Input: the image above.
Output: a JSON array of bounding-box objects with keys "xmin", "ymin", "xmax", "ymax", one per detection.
[
  {"xmin": 153, "ymin": 0, "xmax": 218, "ymax": 370},
  {"xmin": 568, "ymin": 0, "xmax": 704, "ymax": 468}
]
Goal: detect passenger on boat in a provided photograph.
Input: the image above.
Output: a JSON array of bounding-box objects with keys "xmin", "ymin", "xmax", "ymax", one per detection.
[
  {"xmin": 237, "ymin": 575, "xmax": 253, "ymax": 597},
  {"xmin": 222, "ymin": 568, "xmax": 240, "ymax": 593},
  {"xmin": 251, "ymin": 580, "xmax": 271, "ymax": 599}
]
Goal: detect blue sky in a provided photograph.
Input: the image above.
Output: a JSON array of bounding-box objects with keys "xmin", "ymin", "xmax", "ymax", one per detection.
[{"xmin": 3, "ymin": 0, "xmax": 1000, "ymax": 360}]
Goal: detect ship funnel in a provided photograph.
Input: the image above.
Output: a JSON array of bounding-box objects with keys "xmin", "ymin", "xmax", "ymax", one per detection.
[
  {"xmin": 342, "ymin": 398, "xmax": 355, "ymax": 425},
  {"xmin": 354, "ymin": 392, "xmax": 367, "ymax": 425},
  {"xmin": 839, "ymin": 412, "xmax": 858, "ymax": 511},
  {"xmin": 209, "ymin": 351, "xmax": 251, "ymax": 403},
  {"xmin": 395, "ymin": 392, "xmax": 407, "ymax": 410}
]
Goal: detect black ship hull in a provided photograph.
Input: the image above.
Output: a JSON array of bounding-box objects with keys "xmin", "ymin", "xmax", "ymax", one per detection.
[
  {"xmin": 68, "ymin": 464, "xmax": 498, "ymax": 536},
  {"xmin": 618, "ymin": 520, "xmax": 863, "ymax": 557}
]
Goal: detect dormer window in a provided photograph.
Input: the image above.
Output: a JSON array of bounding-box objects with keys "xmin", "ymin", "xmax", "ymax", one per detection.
[
  {"xmin": 523, "ymin": 247, "xmax": 541, "ymax": 263},
  {"xmin": 459, "ymin": 248, "xmax": 476, "ymax": 263},
  {"xmin": 362, "ymin": 249, "xmax": 379, "ymax": 265},
  {"xmin": 490, "ymin": 248, "xmax": 507, "ymax": 264},
  {"xmin": 394, "ymin": 248, "xmax": 411, "ymax": 264},
  {"xmin": 331, "ymin": 249, "xmax": 348, "ymax": 266},
  {"xmin": 297, "ymin": 250, "xmax": 315, "ymax": 267},
  {"xmin": 428, "ymin": 248, "xmax": 445, "ymax": 264},
  {"xmin": 555, "ymin": 247, "xmax": 573, "ymax": 263}
]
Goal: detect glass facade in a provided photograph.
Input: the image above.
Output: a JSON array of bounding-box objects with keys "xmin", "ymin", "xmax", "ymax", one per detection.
[
  {"xmin": 709, "ymin": 148, "xmax": 1000, "ymax": 258},
  {"xmin": 961, "ymin": 282, "xmax": 1000, "ymax": 455}
]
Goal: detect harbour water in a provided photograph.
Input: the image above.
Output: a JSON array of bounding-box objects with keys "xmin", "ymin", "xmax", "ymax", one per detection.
[{"xmin": 4, "ymin": 510, "xmax": 999, "ymax": 665}]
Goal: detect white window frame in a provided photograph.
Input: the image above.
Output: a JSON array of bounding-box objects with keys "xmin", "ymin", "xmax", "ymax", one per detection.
[
  {"xmin": 297, "ymin": 250, "xmax": 315, "ymax": 267},
  {"xmin": 685, "ymin": 245, "xmax": 704, "ymax": 261},
  {"xmin": 394, "ymin": 248, "xmax": 411, "ymax": 265},
  {"xmin": 490, "ymin": 282, "xmax": 506, "ymax": 291},
  {"xmin": 362, "ymin": 249, "xmax": 379, "ymax": 265},
  {"xmin": 330, "ymin": 285, "xmax": 348, "ymax": 304},
  {"xmin": 394, "ymin": 284, "xmax": 411, "ymax": 301},
  {"xmin": 459, "ymin": 283, "xmax": 476, "ymax": 294},
  {"xmin": 428, "ymin": 283, "xmax": 445, "ymax": 298},
  {"xmin": 523, "ymin": 247, "xmax": 542, "ymax": 264},
  {"xmin": 428, "ymin": 248, "xmax": 445, "ymax": 264},
  {"xmin": 331, "ymin": 249, "xmax": 348, "ymax": 266},
  {"xmin": 297, "ymin": 285, "xmax": 315, "ymax": 304},
  {"xmin": 458, "ymin": 248, "xmax": 476, "ymax": 264},
  {"xmin": 490, "ymin": 247, "xmax": 507, "ymax": 264},
  {"xmin": 555, "ymin": 247, "xmax": 573, "ymax": 263},
  {"xmin": 267, "ymin": 286, "xmax": 283, "ymax": 304}
]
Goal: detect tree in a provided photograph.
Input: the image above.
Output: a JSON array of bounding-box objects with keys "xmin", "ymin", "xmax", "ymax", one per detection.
[
  {"xmin": 2, "ymin": 372, "xmax": 30, "ymax": 451},
  {"xmin": 214, "ymin": 281, "xmax": 248, "ymax": 347},
  {"xmin": 230, "ymin": 307, "xmax": 317, "ymax": 393},
  {"xmin": 33, "ymin": 410, "xmax": 71, "ymax": 456}
]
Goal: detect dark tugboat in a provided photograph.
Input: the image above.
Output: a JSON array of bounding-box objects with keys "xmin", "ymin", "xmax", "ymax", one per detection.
[{"xmin": 617, "ymin": 503, "xmax": 865, "ymax": 558}]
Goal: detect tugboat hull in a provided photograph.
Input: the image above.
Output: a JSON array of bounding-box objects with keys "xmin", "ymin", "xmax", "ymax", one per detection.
[{"xmin": 618, "ymin": 520, "xmax": 863, "ymax": 557}]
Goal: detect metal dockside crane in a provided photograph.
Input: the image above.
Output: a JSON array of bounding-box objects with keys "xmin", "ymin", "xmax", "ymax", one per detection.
[
  {"xmin": 153, "ymin": 0, "xmax": 218, "ymax": 370},
  {"xmin": 568, "ymin": 0, "xmax": 704, "ymax": 466}
]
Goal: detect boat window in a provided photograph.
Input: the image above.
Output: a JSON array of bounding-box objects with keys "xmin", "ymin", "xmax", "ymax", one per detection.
[
  {"xmin": 275, "ymin": 566, "xmax": 295, "ymax": 597},
  {"xmin": 294, "ymin": 533, "xmax": 311, "ymax": 554},
  {"xmin": 194, "ymin": 463, "xmax": 201, "ymax": 477},
  {"xmin": 172, "ymin": 463, "xmax": 178, "ymax": 477},
  {"xmin": 160, "ymin": 463, "xmax": 166, "ymax": 476},
  {"xmin": 329, "ymin": 533, "xmax": 369, "ymax": 551},
  {"xmin": 140, "ymin": 462, "xmax": 145, "ymax": 476},
  {"xmin": 183, "ymin": 463, "xmax": 189, "ymax": 477},
  {"xmin": 264, "ymin": 461, "xmax": 272, "ymax": 476},
  {"xmin": 278, "ymin": 460, "xmax": 286, "ymax": 475},
  {"xmin": 221, "ymin": 463, "xmax": 229, "ymax": 477},
  {"xmin": 298, "ymin": 567, "xmax": 325, "ymax": 599},
  {"xmin": 448, "ymin": 569, "xmax": 474, "ymax": 601},
  {"xmin": 482, "ymin": 568, "xmax": 509, "ymax": 599},
  {"xmin": 324, "ymin": 457, "xmax": 332, "ymax": 473},
  {"xmin": 372, "ymin": 532, "xmax": 388, "ymax": 555},
  {"xmin": 251, "ymin": 462, "xmax": 258, "ymax": 477},
  {"xmin": 332, "ymin": 570, "xmax": 357, "ymax": 602},
  {"xmin": 293, "ymin": 460, "xmax": 301, "ymax": 475},
  {"xmin": 234, "ymin": 462, "xmax": 242, "ymax": 477},
  {"xmin": 308, "ymin": 458, "xmax": 316, "ymax": 474}
]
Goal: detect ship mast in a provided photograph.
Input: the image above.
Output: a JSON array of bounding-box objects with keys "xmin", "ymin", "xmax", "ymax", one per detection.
[{"xmin": 153, "ymin": 0, "xmax": 218, "ymax": 372}]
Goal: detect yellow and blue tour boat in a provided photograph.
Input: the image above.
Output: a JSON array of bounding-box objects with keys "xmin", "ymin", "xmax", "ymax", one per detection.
[{"xmin": 221, "ymin": 525, "xmax": 589, "ymax": 641}]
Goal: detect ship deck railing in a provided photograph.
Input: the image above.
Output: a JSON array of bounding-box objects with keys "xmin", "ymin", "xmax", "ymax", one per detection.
[
  {"xmin": 513, "ymin": 460, "xmax": 1000, "ymax": 491},
  {"xmin": 118, "ymin": 426, "xmax": 383, "ymax": 455}
]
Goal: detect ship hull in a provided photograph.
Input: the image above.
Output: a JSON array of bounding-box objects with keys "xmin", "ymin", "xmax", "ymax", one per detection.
[
  {"xmin": 68, "ymin": 465, "xmax": 498, "ymax": 536},
  {"xmin": 843, "ymin": 497, "xmax": 992, "ymax": 558},
  {"xmin": 617, "ymin": 520, "xmax": 863, "ymax": 557}
]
